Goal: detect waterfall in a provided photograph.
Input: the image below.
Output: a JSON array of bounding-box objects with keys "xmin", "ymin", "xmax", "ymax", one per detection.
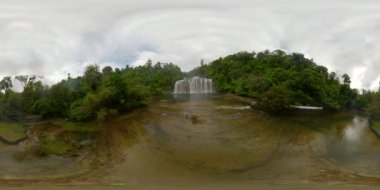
[{"xmin": 174, "ymin": 76, "xmax": 215, "ymax": 94}]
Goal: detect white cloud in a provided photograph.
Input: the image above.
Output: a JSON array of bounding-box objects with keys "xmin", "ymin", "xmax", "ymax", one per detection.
[{"xmin": 0, "ymin": 0, "xmax": 380, "ymax": 89}]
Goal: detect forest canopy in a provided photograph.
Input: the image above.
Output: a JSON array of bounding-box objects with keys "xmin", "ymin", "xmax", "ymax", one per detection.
[
  {"xmin": 189, "ymin": 50, "xmax": 364, "ymax": 111},
  {"xmin": 0, "ymin": 61, "xmax": 182, "ymax": 122},
  {"xmin": 0, "ymin": 49, "xmax": 379, "ymax": 121}
]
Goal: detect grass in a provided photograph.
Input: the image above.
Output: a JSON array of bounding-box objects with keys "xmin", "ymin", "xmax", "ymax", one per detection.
[
  {"xmin": 37, "ymin": 120, "xmax": 101, "ymax": 156},
  {"xmin": 0, "ymin": 122, "xmax": 26, "ymax": 141},
  {"xmin": 40, "ymin": 136, "xmax": 71, "ymax": 156},
  {"xmin": 52, "ymin": 120, "xmax": 102, "ymax": 132},
  {"xmin": 372, "ymin": 121, "xmax": 380, "ymax": 132}
]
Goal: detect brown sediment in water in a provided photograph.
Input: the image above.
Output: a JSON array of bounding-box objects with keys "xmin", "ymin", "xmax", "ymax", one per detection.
[
  {"xmin": 0, "ymin": 113, "xmax": 147, "ymax": 186},
  {"xmin": 1, "ymin": 96, "xmax": 380, "ymax": 189}
]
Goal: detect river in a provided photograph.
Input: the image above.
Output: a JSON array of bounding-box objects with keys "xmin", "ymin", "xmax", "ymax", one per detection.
[{"xmin": 1, "ymin": 94, "xmax": 380, "ymax": 189}]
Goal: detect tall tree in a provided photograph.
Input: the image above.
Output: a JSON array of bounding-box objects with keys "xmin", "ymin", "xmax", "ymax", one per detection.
[
  {"xmin": 82, "ymin": 64, "xmax": 102, "ymax": 92},
  {"xmin": 0, "ymin": 76, "xmax": 13, "ymax": 92}
]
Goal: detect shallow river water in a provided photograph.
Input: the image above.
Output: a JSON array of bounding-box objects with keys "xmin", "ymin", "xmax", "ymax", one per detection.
[{"xmin": 1, "ymin": 95, "xmax": 380, "ymax": 189}]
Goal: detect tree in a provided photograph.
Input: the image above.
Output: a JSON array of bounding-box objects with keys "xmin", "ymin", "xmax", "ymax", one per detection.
[
  {"xmin": 82, "ymin": 64, "xmax": 102, "ymax": 92},
  {"xmin": 259, "ymin": 85, "xmax": 291, "ymax": 112},
  {"xmin": 146, "ymin": 59, "xmax": 153, "ymax": 68},
  {"xmin": 15, "ymin": 75, "xmax": 29, "ymax": 88},
  {"xmin": 102, "ymin": 66, "xmax": 113, "ymax": 75},
  {"xmin": 35, "ymin": 80, "xmax": 78, "ymax": 117},
  {"xmin": 22, "ymin": 81, "xmax": 46, "ymax": 114},
  {"xmin": 342, "ymin": 74, "xmax": 351, "ymax": 86},
  {"xmin": 203, "ymin": 50, "xmax": 358, "ymax": 111},
  {"xmin": 0, "ymin": 76, "xmax": 13, "ymax": 92},
  {"xmin": 15, "ymin": 75, "xmax": 42, "ymax": 89}
]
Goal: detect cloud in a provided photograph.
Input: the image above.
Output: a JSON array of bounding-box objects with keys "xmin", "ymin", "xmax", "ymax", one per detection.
[{"xmin": 0, "ymin": 0, "xmax": 379, "ymax": 89}]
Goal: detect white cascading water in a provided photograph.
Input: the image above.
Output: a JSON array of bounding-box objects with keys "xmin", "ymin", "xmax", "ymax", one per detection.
[{"xmin": 173, "ymin": 76, "xmax": 215, "ymax": 94}]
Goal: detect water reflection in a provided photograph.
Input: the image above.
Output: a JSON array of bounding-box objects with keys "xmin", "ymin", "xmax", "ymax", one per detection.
[
  {"xmin": 343, "ymin": 117, "xmax": 368, "ymax": 143},
  {"xmin": 0, "ymin": 143, "xmax": 86, "ymax": 179},
  {"xmin": 2, "ymin": 95, "xmax": 380, "ymax": 185},
  {"xmin": 141, "ymin": 97, "xmax": 380, "ymax": 180},
  {"xmin": 315, "ymin": 115, "xmax": 380, "ymax": 176},
  {"xmin": 173, "ymin": 93, "xmax": 217, "ymax": 102},
  {"xmin": 144, "ymin": 98, "xmax": 282, "ymax": 171}
]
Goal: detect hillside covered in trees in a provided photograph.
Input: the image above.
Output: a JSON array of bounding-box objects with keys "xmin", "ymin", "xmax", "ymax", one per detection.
[{"xmin": 190, "ymin": 50, "xmax": 367, "ymax": 111}]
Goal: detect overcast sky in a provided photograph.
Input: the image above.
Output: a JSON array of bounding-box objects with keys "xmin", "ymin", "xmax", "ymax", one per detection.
[{"xmin": 1, "ymin": 0, "xmax": 380, "ymax": 89}]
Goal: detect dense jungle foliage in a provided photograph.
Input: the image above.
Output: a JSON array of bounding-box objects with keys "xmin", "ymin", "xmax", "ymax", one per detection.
[
  {"xmin": 1, "ymin": 49, "xmax": 380, "ymax": 121},
  {"xmin": 189, "ymin": 50, "xmax": 369, "ymax": 111},
  {"xmin": 0, "ymin": 60, "xmax": 182, "ymax": 122}
]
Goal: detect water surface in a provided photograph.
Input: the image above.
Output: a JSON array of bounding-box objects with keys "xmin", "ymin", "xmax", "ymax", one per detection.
[{"xmin": 1, "ymin": 95, "xmax": 380, "ymax": 189}]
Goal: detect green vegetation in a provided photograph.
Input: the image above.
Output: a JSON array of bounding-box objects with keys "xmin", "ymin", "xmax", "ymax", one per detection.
[
  {"xmin": 361, "ymin": 90, "xmax": 380, "ymax": 121},
  {"xmin": 40, "ymin": 136, "xmax": 71, "ymax": 156},
  {"xmin": 1, "ymin": 49, "xmax": 380, "ymax": 124},
  {"xmin": 190, "ymin": 50, "xmax": 363, "ymax": 112},
  {"xmin": 0, "ymin": 122, "xmax": 25, "ymax": 141},
  {"xmin": 2, "ymin": 49, "xmax": 380, "ymax": 158},
  {"xmin": 0, "ymin": 60, "xmax": 182, "ymax": 122},
  {"xmin": 372, "ymin": 121, "xmax": 380, "ymax": 132},
  {"xmin": 0, "ymin": 60, "xmax": 182, "ymax": 157}
]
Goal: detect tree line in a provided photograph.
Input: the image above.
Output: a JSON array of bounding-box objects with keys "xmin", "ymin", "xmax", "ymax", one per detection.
[
  {"xmin": 189, "ymin": 50, "xmax": 370, "ymax": 112},
  {"xmin": 1, "ymin": 49, "xmax": 380, "ymax": 122},
  {"xmin": 0, "ymin": 60, "xmax": 182, "ymax": 122}
]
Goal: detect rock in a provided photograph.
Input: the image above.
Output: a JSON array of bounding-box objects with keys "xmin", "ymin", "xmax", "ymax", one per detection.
[{"xmin": 79, "ymin": 139, "xmax": 92, "ymax": 146}]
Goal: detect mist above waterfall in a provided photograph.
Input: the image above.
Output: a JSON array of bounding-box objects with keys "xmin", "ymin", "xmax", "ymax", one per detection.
[{"xmin": 173, "ymin": 76, "xmax": 215, "ymax": 94}]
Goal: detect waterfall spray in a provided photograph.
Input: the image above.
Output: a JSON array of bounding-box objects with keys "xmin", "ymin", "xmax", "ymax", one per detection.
[{"xmin": 173, "ymin": 76, "xmax": 215, "ymax": 94}]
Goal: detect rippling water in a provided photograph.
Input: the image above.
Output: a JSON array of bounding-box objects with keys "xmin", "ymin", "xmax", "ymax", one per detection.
[{"xmin": 1, "ymin": 95, "xmax": 380, "ymax": 189}]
